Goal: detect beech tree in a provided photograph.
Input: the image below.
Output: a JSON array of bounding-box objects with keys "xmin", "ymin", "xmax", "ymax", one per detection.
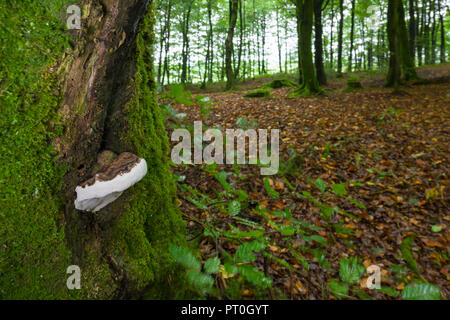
[{"xmin": 386, "ymin": 0, "xmax": 419, "ymax": 87}]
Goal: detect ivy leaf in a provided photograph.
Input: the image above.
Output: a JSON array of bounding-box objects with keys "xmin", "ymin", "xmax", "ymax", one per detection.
[{"xmin": 402, "ymin": 283, "xmax": 442, "ymax": 300}]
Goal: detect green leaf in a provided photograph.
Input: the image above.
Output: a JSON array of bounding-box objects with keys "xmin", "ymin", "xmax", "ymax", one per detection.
[
  {"xmin": 234, "ymin": 240, "xmax": 266, "ymax": 263},
  {"xmin": 400, "ymin": 236, "xmax": 419, "ymax": 272},
  {"xmin": 237, "ymin": 264, "xmax": 272, "ymax": 289},
  {"xmin": 315, "ymin": 178, "xmax": 327, "ymax": 192},
  {"xmin": 228, "ymin": 200, "xmax": 241, "ymax": 216},
  {"xmin": 402, "ymin": 283, "xmax": 442, "ymax": 300},
  {"xmin": 214, "ymin": 171, "xmax": 232, "ymax": 192},
  {"xmin": 187, "ymin": 270, "xmax": 214, "ymax": 293},
  {"xmin": 264, "ymin": 178, "xmax": 280, "ymax": 199},
  {"xmin": 332, "ymin": 183, "xmax": 347, "ymax": 196},
  {"xmin": 328, "ymin": 279, "xmax": 349, "ymax": 298},
  {"xmin": 339, "ymin": 257, "xmax": 366, "ymax": 284},
  {"xmin": 310, "ymin": 235, "xmax": 328, "ymax": 247},
  {"xmin": 204, "ymin": 257, "xmax": 221, "ymax": 274},
  {"xmin": 169, "ymin": 245, "xmax": 201, "ymax": 272},
  {"xmin": 431, "ymin": 225, "xmax": 442, "ymax": 233},
  {"xmin": 376, "ymin": 286, "xmax": 399, "ymax": 297}
]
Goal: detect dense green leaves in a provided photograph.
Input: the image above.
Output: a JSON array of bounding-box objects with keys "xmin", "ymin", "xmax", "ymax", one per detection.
[{"xmin": 402, "ymin": 283, "xmax": 442, "ymax": 300}]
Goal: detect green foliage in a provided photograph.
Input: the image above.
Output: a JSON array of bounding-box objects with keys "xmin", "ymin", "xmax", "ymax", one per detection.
[
  {"xmin": 204, "ymin": 257, "xmax": 221, "ymax": 274},
  {"xmin": 402, "ymin": 282, "xmax": 442, "ymax": 300},
  {"xmin": 400, "ymin": 236, "xmax": 419, "ymax": 272},
  {"xmin": 328, "ymin": 279, "xmax": 349, "ymax": 298},
  {"xmin": 264, "ymin": 178, "xmax": 280, "ymax": 199},
  {"xmin": 228, "ymin": 200, "xmax": 241, "ymax": 216},
  {"xmin": 170, "ymin": 245, "xmax": 215, "ymax": 295},
  {"xmin": 339, "ymin": 257, "xmax": 366, "ymax": 284}
]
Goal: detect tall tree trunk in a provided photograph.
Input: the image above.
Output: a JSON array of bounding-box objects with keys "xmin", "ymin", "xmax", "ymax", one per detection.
[
  {"xmin": 276, "ymin": 5, "xmax": 283, "ymax": 73},
  {"xmin": 431, "ymin": 0, "xmax": 437, "ymax": 64},
  {"xmin": 225, "ymin": 0, "xmax": 239, "ymax": 90},
  {"xmin": 337, "ymin": 0, "xmax": 344, "ymax": 77},
  {"xmin": 0, "ymin": 0, "xmax": 187, "ymax": 299},
  {"xmin": 202, "ymin": 0, "xmax": 214, "ymax": 88},
  {"xmin": 438, "ymin": 0, "xmax": 446, "ymax": 63},
  {"xmin": 348, "ymin": 0, "xmax": 356, "ymax": 73},
  {"xmin": 314, "ymin": 0, "xmax": 327, "ymax": 85},
  {"xmin": 235, "ymin": 0, "xmax": 244, "ymax": 79},
  {"xmin": 330, "ymin": 0, "xmax": 335, "ymax": 70},
  {"xmin": 294, "ymin": 0, "xmax": 321, "ymax": 95},
  {"xmin": 386, "ymin": 0, "xmax": 419, "ymax": 87},
  {"xmin": 408, "ymin": 0, "xmax": 416, "ymax": 61},
  {"xmin": 261, "ymin": 11, "xmax": 267, "ymax": 74},
  {"xmin": 180, "ymin": 0, "xmax": 193, "ymax": 84}
]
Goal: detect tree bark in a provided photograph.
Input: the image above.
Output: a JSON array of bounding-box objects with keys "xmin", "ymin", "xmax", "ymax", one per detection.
[
  {"xmin": 386, "ymin": 0, "xmax": 419, "ymax": 87},
  {"xmin": 408, "ymin": 0, "xmax": 416, "ymax": 61},
  {"xmin": 225, "ymin": 0, "xmax": 239, "ymax": 90},
  {"xmin": 294, "ymin": 0, "xmax": 321, "ymax": 95},
  {"xmin": 337, "ymin": 0, "xmax": 344, "ymax": 77},
  {"xmin": 438, "ymin": 0, "xmax": 446, "ymax": 63},
  {"xmin": 348, "ymin": 0, "xmax": 356, "ymax": 73},
  {"xmin": 1, "ymin": 0, "xmax": 187, "ymax": 299},
  {"xmin": 314, "ymin": 0, "xmax": 327, "ymax": 85}
]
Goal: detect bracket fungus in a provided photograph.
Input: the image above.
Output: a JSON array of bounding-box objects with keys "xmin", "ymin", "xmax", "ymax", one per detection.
[{"xmin": 74, "ymin": 152, "xmax": 148, "ymax": 212}]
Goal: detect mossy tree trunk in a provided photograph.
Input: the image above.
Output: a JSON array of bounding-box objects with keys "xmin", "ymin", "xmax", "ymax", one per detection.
[
  {"xmin": 1, "ymin": 0, "xmax": 187, "ymax": 299},
  {"xmin": 386, "ymin": 0, "xmax": 419, "ymax": 87},
  {"xmin": 292, "ymin": 0, "xmax": 321, "ymax": 96}
]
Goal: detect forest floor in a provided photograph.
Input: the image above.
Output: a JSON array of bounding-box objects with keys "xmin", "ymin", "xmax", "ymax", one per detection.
[{"xmin": 164, "ymin": 64, "xmax": 450, "ymax": 300}]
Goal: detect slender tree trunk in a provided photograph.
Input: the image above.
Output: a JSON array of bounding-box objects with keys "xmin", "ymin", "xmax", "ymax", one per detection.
[
  {"xmin": 438, "ymin": 0, "xmax": 446, "ymax": 63},
  {"xmin": 348, "ymin": 0, "xmax": 356, "ymax": 73},
  {"xmin": 314, "ymin": 0, "xmax": 327, "ymax": 85},
  {"xmin": 276, "ymin": 5, "xmax": 283, "ymax": 73},
  {"xmin": 180, "ymin": 1, "xmax": 193, "ymax": 85},
  {"xmin": 261, "ymin": 11, "xmax": 267, "ymax": 74},
  {"xmin": 235, "ymin": 0, "xmax": 244, "ymax": 79},
  {"xmin": 431, "ymin": 0, "xmax": 437, "ymax": 64},
  {"xmin": 337, "ymin": 0, "xmax": 344, "ymax": 76},
  {"xmin": 330, "ymin": 0, "xmax": 335, "ymax": 70},
  {"xmin": 225, "ymin": 0, "xmax": 239, "ymax": 90},
  {"xmin": 408, "ymin": 0, "xmax": 416, "ymax": 61}
]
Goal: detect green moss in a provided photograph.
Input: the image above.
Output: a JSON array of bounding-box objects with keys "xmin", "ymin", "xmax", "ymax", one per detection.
[
  {"xmin": 0, "ymin": 0, "xmax": 188, "ymax": 299},
  {"xmin": 345, "ymin": 77, "xmax": 363, "ymax": 92},
  {"xmin": 113, "ymin": 3, "xmax": 189, "ymax": 298},
  {"xmin": 244, "ymin": 88, "xmax": 272, "ymax": 98},
  {"xmin": 262, "ymin": 79, "xmax": 298, "ymax": 89},
  {"xmin": 0, "ymin": 0, "xmax": 74, "ymax": 299}
]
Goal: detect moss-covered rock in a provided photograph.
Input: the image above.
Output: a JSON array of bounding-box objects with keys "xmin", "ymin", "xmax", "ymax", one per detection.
[
  {"xmin": 345, "ymin": 77, "xmax": 363, "ymax": 92},
  {"xmin": 262, "ymin": 79, "xmax": 298, "ymax": 89},
  {"xmin": 244, "ymin": 88, "xmax": 272, "ymax": 98}
]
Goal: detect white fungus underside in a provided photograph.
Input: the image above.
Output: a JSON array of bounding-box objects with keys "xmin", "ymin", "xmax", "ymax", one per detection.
[{"xmin": 74, "ymin": 159, "xmax": 148, "ymax": 212}]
